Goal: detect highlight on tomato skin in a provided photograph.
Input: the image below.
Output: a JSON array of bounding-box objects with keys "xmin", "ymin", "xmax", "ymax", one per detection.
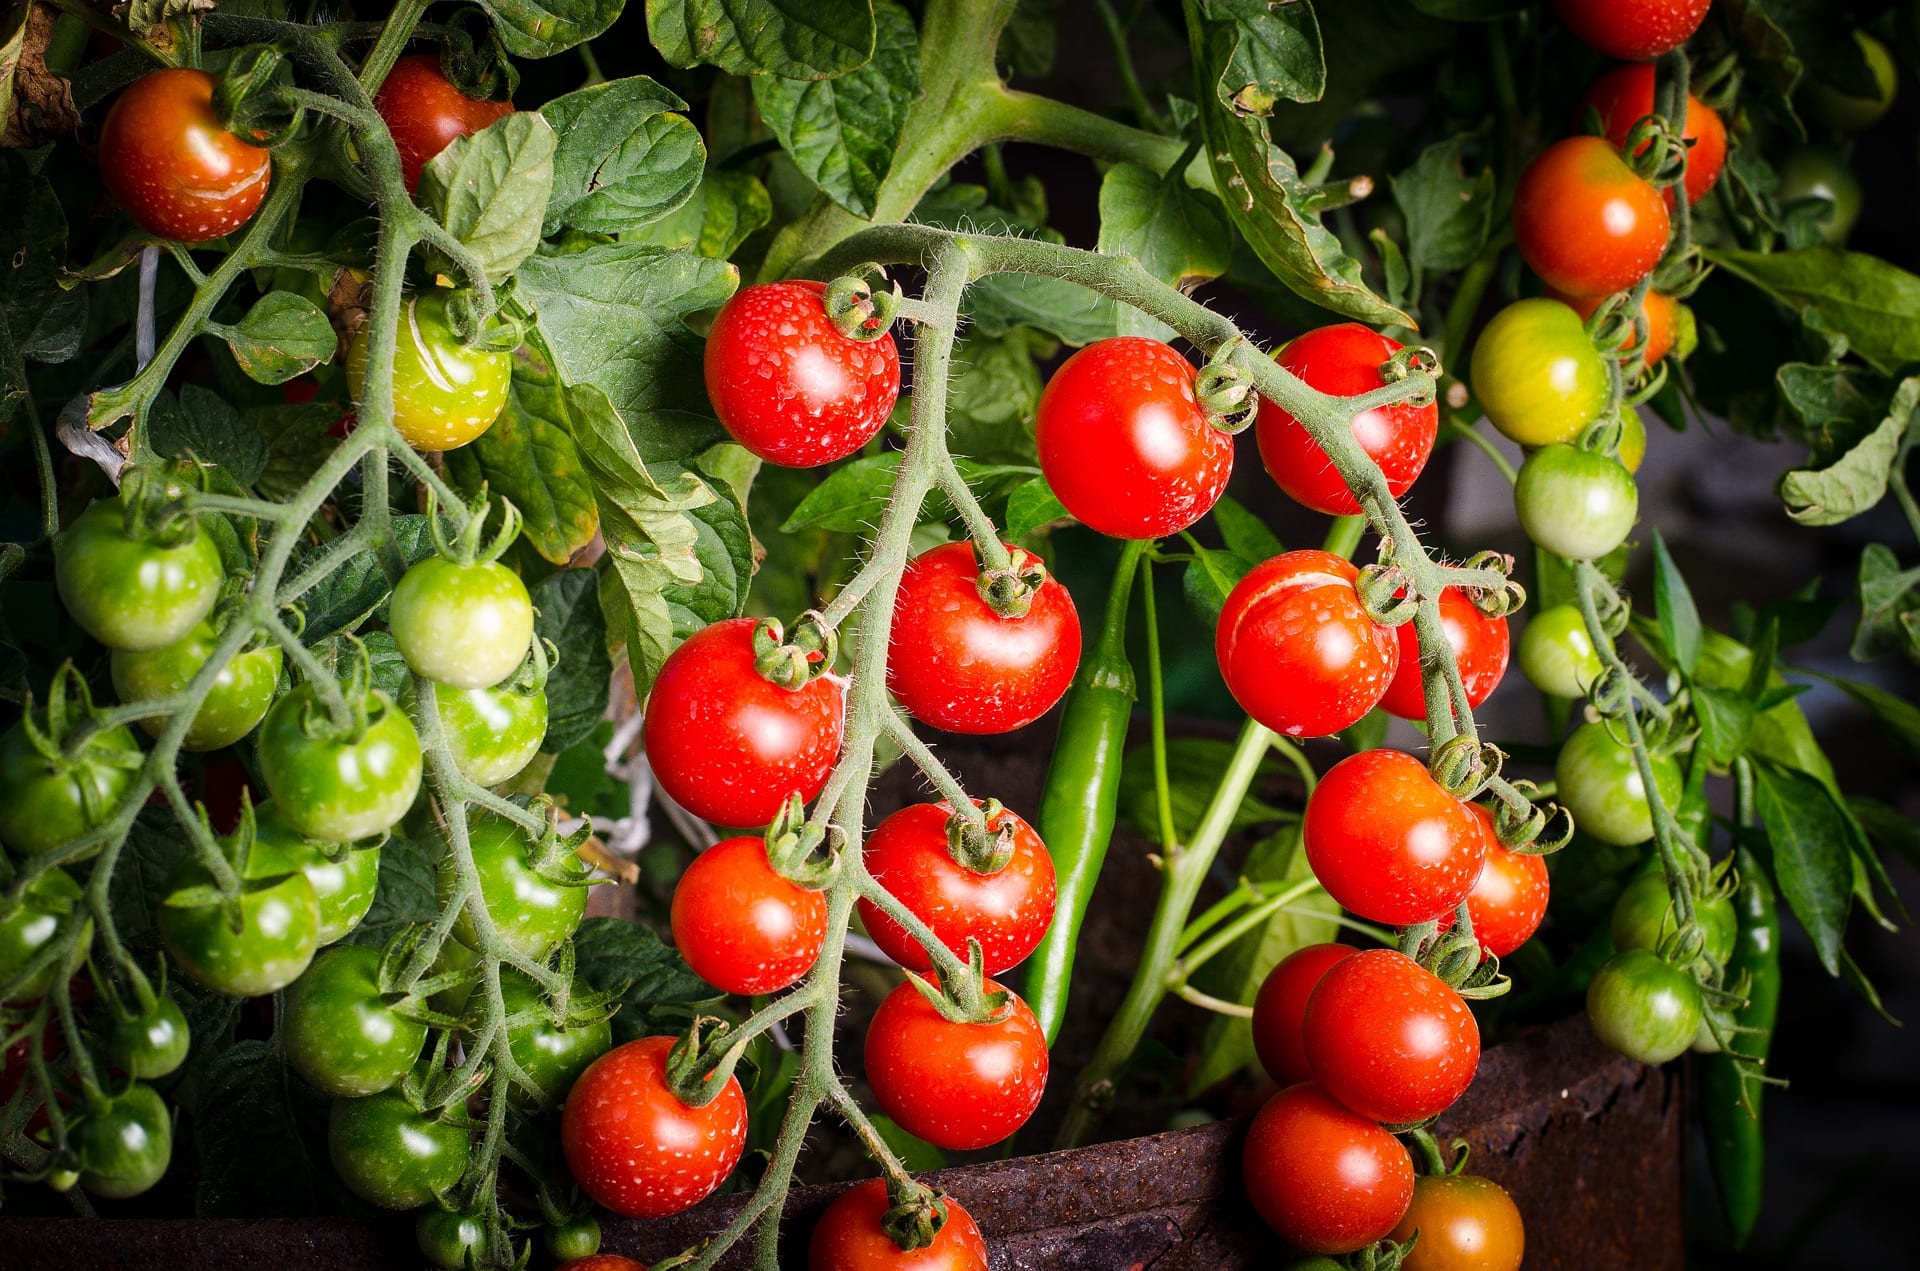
[
  {"xmin": 97, "ymin": 68, "xmax": 272, "ymax": 244},
  {"xmin": 1512, "ymin": 136, "xmax": 1670, "ymax": 299}
]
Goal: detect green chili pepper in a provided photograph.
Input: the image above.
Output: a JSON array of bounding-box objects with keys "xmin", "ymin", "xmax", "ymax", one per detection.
[
  {"xmin": 1701, "ymin": 844, "xmax": 1780, "ymax": 1247},
  {"xmin": 1024, "ymin": 540, "xmax": 1143, "ymax": 1045}
]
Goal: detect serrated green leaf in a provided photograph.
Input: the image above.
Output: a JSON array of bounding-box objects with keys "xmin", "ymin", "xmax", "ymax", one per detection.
[
  {"xmin": 1005, "ymin": 476, "xmax": 1068, "ymax": 540},
  {"xmin": 215, "ymin": 291, "xmax": 336, "ymax": 385},
  {"xmin": 1779, "ymin": 377, "xmax": 1917, "ymax": 526},
  {"xmin": 1390, "ymin": 134, "xmax": 1496, "ymax": 276},
  {"xmin": 1851, "ymin": 543, "xmax": 1920, "ymax": 664},
  {"xmin": 662, "ymin": 455, "xmax": 753, "ymax": 637},
  {"xmin": 572, "ymin": 915, "xmax": 718, "ymax": 1039},
  {"xmin": 627, "ymin": 169, "xmax": 773, "ymax": 259},
  {"xmin": 192, "ymin": 1040, "xmax": 317, "ymax": 1217},
  {"xmin": 752, "ymin": 2, "xmax": 919, "ymax": 218},
  {"xmin": 1708, "ymin": 247, "xmax": 1920, "ymax": 375},
  {"xmin": 1212, "ymin": 494, "xmax": 1284, "ymax": 562},
  {"xmin": 645, "ymin": 0, "xmax": 877, "ymax": 78},
  {"xmin": 781, "ymin": 453, "xmax": 1032, "ymax": 533},
  {"xmin": 1692, "ymin": 684, "xmax": 1755, "ymax": 764},
  {"xmin": 1097, "ymin": 162, "xmax": 1232, "ymax": 341},
  {"xmin": 541, "ymin": 77, "xmax": 705, "ymax": 236},
  {"xmin": 1650, "ymin": 529, "xmax": 1701, "ymax": 677},
  {"xmin": 478, "ymin": 0, "xmax": 623, "ymax": 57},
  {"xmin": 419, "ymin": 113, "xmax": 557, "ymax": 282},
  {"xmin": 533, "ymin": 569, "xmax": 612, "ymax": 753},
  {"xmin": 446, "ymin": 353, "xmax": 600, "ymax": 565},
  {"xmin": 150, "ymin": 384, "xmax": 269, "ymax": 486},
  {"xmin": 295, "ymin": 515, "xmax": 445, "ymax": 640},
  {"xmin": 948, "ymin": 327, "xmax": 1049, "ymax": 465},
  {"xmin": 1183, "ymin": 545, "xmax": 1253, "ymax": 628},
  {"xmin": 1195, "ymin": 0, "xmax": 1324, "ymax": 115}
]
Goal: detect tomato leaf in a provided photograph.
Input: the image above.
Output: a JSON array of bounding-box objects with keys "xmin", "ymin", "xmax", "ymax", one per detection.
[
  {"xmin": 445, "ymin": 353, "xmax": 600, "ymax": 566},
  {"xmin": 1390, "ymin": 133, "xmax": 1496, "ymax": 277},
  {"xmin": 752, "ymin": 1, "xmax": 919, "ymax": 219},
  {"xmin": 1649, "ymin": 528, "xmax": 1701, "ymax": 678},
  {"xmin": 1849, "ymin": 795, "xmax": 1920, "ymax": 871},
  {"xmin": 1212, "ymin": 493, "xmax": 1284, "ymax": 562},
  {"xmin": 1692, "ymin": 684, "xmax": 1755, "ymax": 765},
  {"xmin": 540, "ymin": 77, "xmax": 705, "ymax": 237},
  {"xmin": 1802, "ymin": 668, "xmax": 1920, "ymax": 763},
  {"xmin": 997, "ymin": 0, "xmax": 1057, "ymax": 78},
  {"xmin": 1774, "ymin": 361, "xmax": 1890, "ymax": 463},
  {"xmin": 532, "ymin": 568, "xmax": 613, "ymax": 754},
  {"xmin": 662, "ymin": 454, "xmax": 754, "ymax": 640},
  {"xmin": 1706, "ymin": 247, "xmax": 1920, "ymax": 375},
  {"xmin": 419, "ymin": 112, "xmax": 557, "ymax": 283},
  {"xmin": 1182, "ymin": 544, "xmax": 1252, "ymax": 628},
  {"xmin": 149, "ymin": 385, "xmax": 269, "ymax": 487},
  {"xmin": 948, "ymin": 327, "xmax": 1050, "ymax": 466},
  {"xmin": 781, "ymin": 453, "xmax": 1033, "ymax": 533},
  {"xmin": 645, "ymin": 0, "xmax": 877, "ymax": 79},
  {"xmin": 1849, "ymin": 544, "xmax": 1920, "ymax": 665},
  {"xmin": 1750, "ymin": 760, "xmax": 1855, "ymax": 976},
  {"xmin": 479, "ymin": 0, "xmax": 624, "ymax": 57},
  {"xmin": 572, "ymin": 915, "xmax": 718, "ymax": 1040},
  {"xmin": 1005, "ymin": 476, "xmax": 1068, "ymax": 540},
  {"xmin": 1190, "ymin": 825, "xmax": 1337, "ymax": 1094},
  {"xmin": 191, "ymin": 1039, "xmax": 320, "ymax": 1217},
  {"xmin": 340, "ymin": 833, "xmax": 441, "ymax": 951},
  {"xmin": 296, "ymin": 515, "xmax": 445, "ymax": 641},
  {"xmin": 248, "ymin": 401, "xmax": 343, "ymax": 503},
  {"xmin": 1096, "ymin": 161, "xmax": 1232, "ymax": 342},
  {"xmin": 210, "ymin": 291, "xmax": 336, "ymax": 386},
  {"xmin": 1119, "ymin": 737, "xmax": 1295, "ymax": 844},
  {"xmin": 1193, "ymin": 0, "xmax": 1325, "ymax": 115},
  {"xmin": 1778, "ymin": 377, "xmax": 1917, "ymax": 526},
  {"xmin": 0, "ymin": 154, "xmax": 86, "ymax": 389},
  {"xmin": 627, "ymin": 169, "xmax": 773, "ymax": 260}
]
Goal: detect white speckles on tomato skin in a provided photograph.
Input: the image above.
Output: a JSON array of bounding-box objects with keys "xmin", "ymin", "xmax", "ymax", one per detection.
[{"xmin": 98, "ymin": 69, "xmax": 272, "ymax": 243}]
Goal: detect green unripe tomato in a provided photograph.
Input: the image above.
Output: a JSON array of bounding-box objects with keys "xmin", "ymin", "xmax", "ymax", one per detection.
[
  {"xmin": 347, "ymin": 289, "xmax": 511, "ymax": 452},
  {"xmin": 1800, "ymin": 31, "xmax": 1898, "ymax": 132},
  {"xmin": 112, "ymin": 622, "xmax": 284, "ymax": 752},
  {"xmin": 0, "ymin": 719, "xmax": 142, "ymax": 857},
  {"xmin": 108, "ymin": 994, "xmax": 191, "ymax": 1080},
  {"xmin": 284, "ymin": 944, "xmax": 428, "ymax": 1098},
  {"xmin": 248, "ymin": 802, "xmax": 381, "ymax": 943},
  {"xmin": 55, "ymin": 499, "xmax": 223, "ymax": 652},
  {"xmin": 390, "ymin": 557, "xmax": 534, "ymax": 690},
  {"xmin": 543, "ymin": 1216, "xmax": 602, "ymax": 1262},
  {"xmin": 158, "ymin": 845, "xmax": 321, "ymax": 997},
  {"xmin": 329, "ymin": 1089, "xmax": 470, "ymax": 1210},
  {"xmin": 433, "ymin": 681, "xmax": 548, "ymax": 786},
  {"xmin": 257, "ymin": 685, "xmax": 423, "ymax": 842},
  {"xmin": 73, "ymin": 1083, "xmax": 173, "ymax": 1199},
  {"xmin": 1555, "ymin": 720, "xmax": 1684, "ymax": 847},
  {"xmin": 1518, "ymin": 604, "xmax": 1605, "ymax": 698},
  {"xmin": 1470, "ymin": 298, "xmax": 1610, "ymax": 446},
  {"xmin": 1776, "ymin": 147, "xmax": 1863, "ymax": 244},
  {"xmin": 487, "ymin": 969, "xmax": 613, "ymax": 1107},
  {"xmin": 417, "ymin": 1207, "xmax": 489, "ymax": 1270},
  {"xmin": 0, "ymin": 868, "xmax": 86, "ymax": 1002},
  {"xmin": 439, "ymin": 814, "xmax": 588, "ymax": 962},
  {"xmin": 1515, "ymin": 444, "xmax": 1639, "ymax": 560},
  {"xmin": 1586, "ymin": 949, "xmax": 1702, "ymax": 1065},
  {"xmin": 1610, "ymin": 871, "xmax": 1738, "ymax": 966}
]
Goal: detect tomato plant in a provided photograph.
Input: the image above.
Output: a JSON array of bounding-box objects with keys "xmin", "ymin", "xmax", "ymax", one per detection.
[
  {"xmin": 886, "ymin": 542, "xmax": 1080, "ymax": 734},
  {"xmin": 808, "ymin": 1179, "xmax": 989, "ymax": 1271},
  {"xmin": 670, "ymin": 835, "xmax": 827, "ymax": 994},
  {"xmin": 1242, "ymin": 1083, "xmax": 1414, "ymax": 1254},
  {"xmin": 1304, "ymin": 751, "xmax": 1486, "ymax": 926},
  {"xmin": 373, "ymin": 53, "xmax": 515, "ymax": 193},
  {"xmin": 493, "ymin": 970, "xmax": 613, "ymax": 1108},
  {"xmin": 863, "ymin": 978, "xmax": 1048, "ymax": 1151}
]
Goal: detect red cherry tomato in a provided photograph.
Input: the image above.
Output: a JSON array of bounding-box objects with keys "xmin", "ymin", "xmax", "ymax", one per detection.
[
  {"xmin": 671, "ymin": 836, "xmax": 828, "ymax": 995},
  {"xmin": 558, "ymin": 1257, "xmax": 649, "ymax": 1271},
  {"xmin": 1035, "ymin": 337, "xmax": 1233, "ymax": 540},
  {"xmin": 1304, "ymin": 949, "xmax": 1481, "ymax": 1125},
  {"xmin": 1390, "ymin": 1173, "xmax": 1526, "ymax": 1271},
  {"xmin": 560, "ymin": 1036, "xmax": 747, "ymax": 1218},
  {"xmin": 1377, "ymin": 588, "xmax": 1510, "ymax": 723},
  {"xmin": 856, "ymin": 801, "xmax": 1057, "ymax": 976},
  {"xmin": 1251, "ymin": 944, "xmax": 1355, "ymax": 1087},
  {"xmin": 1441, "ymin": 805, "xmax": 1551, "ymax": 959},
  {"xmin": 98, "ymin": 69, "xmax": 271, "ymax": 243},
  {"xmin": 704, "ymin": 281, "xmax": 901, "ymax": 468},
  {"xmin": 1544, "ymin": 286, "xmax": 1679, "ymax": 370},
  {"xmin": 1256, "ymin": 325, "xmax": 1438, "ymax": 516},
  {"xmin": 1513, "ymin": 136, "xmax": 1670, "ymax": 298},
  {"xmin": 1304, "ymin": 750, "xmax": 1486, "ymax": 926},
  {"xmin": 1242, "ymin": 1083, "xmax": 1414, "ymax": 1254},
  {"xmin": 643, "ymin": 619, "xmax": 846, "ymax": 827},
  {"xmin": 864, "ymin": 978, "xmax": 1048, "ymax": 1151},
  {"xmin": 886, "ymin": 543, "xmax": 1080, "ymax": 735},
  {"xmin": 1577, "ymin": 63, "xmax": 1726, "ymax": 205},
  {"xmin": 808, "ymin": 1178, "xmax": 989, "ymax": 1271},
  {"xmin": 1553, "ymin": 0, "xmax": 1710, "ymax": 61},
  {"xmin": 373, "ymin": 54, "xmax": 514, "ymax": 193},
  {"xmin": 1216, "ymin": 551, "xmax": 1398, "ymax": 738}
]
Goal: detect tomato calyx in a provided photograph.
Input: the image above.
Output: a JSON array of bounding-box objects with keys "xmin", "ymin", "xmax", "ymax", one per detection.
[
  {"xmin": 212, "ymin": 45, "xmax": 304, "ymax": 149},
  {"xmin": 663, "ymin": 1014, "xmax": 756, "ymax": 1108},
  {"xmin": 1377, "ymin": 342, "xmax": 1442, "ymax": 407},
  {"xmin": 879, "ymin": 1177, "xmax": 956, "ymax": 1252},
  {"xmin": 20, "ymin": 665, "xmax": 144, "ymax": 777},
  {"xmin": 821, "ymin": 265, "xmax": 903, "ymax": 341},
  {"xmin": 903, "ymin": 945, "xmax": 1012, "ymax": 1025},
  {"xmin": 1193, "ymin": 344, "xmax": 1258, "ymax": 434},
  {"xmin": 114, "ymin": 464, "xmax": 209, "ymax": 552},
  {"xmin": 429, "ymin": 486, "xmax": 522, "ymax": 568},
  {"xmin": 1353, "ymin": 562, "xmax": 1420, "ymax": 628},
  {"xmin": 440, "ymin": 287, "xmax": 523, "ymax": 354},
  {"xmin": 762, "ymin": 794, "xmax": 843, "ymax": 889},
  {"xmin": 945, "ymin": 798, "xmax": 1017, "ymax": 875},
  {"xmin": 752, "ymin": 611, "xmax": 839, "ymax": 688},
  {"xmin": 973, "ymin": 544, "xmax": 1048, "ymax": 618}
]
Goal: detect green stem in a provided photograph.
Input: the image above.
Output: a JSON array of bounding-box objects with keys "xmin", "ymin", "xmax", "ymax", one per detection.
[
  {"xmin": 1094, "ymin": 0, "xmax": 1169, "ymax": 132},
  {"xmin": 1140, "ymin": 554, "xmax": 1176, "ymax": 852}
]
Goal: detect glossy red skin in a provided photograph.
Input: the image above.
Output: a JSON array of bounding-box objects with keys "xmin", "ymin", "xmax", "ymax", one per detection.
[
  {"xmin": 1578, "ymin": 63, "xmax": 1726, "ymax": 205},
  {"xmin": 1390, "ymin": 1174, "xmax": 1526, "ymax": 1271},
  {"xmin": 1512, "ymin": 137, "xmax": 1670, "ymax": 298},
  {"xmin": 1554, "ymin": 0, "xmax": 1710, "ymax": 61},
  {"xmin": 704, "ymin": 281, "xmax": 901, "ymax": 468},
  {"xmin": 1304, "ymin": 949, "xmax": 1481, "ymax": 1125},
  {"xmin": 1251, "ymin": 944, "xmax": 1355, "ymax": 1087},
  {"xmin": 808, "ymin": 1179, "xmax": 989, "ymax": 1271},
  {"xmin": 643, "ymin": 619, "xmax": 846, "ymax": 827},
  {"xmin": 886, "ymin": 542, "xmax": 1080, "ymax": 734},
  {"xmin": 1257, "ymin": 325, "xmax": 1438, "ymax": 515},
  {"xmin": 1216, "ymin": 551, "xmax": 1398, "ymax": 738},
  {"xmin": 560, "ymin": 1036, "xmax": 747, "ymax": 1218},
  {"xmin": 99, "ymin": 69, "xmax": 271, "ymax": 243},
  {"xmin": 671, "ymin": 836, "xmax": 828, "ymax": 994},
  {"xmin": 1242, "ymin": 1083, "xmax": 1414, "ymax": 1254},
  {"xmin": 856, "ymin": 801, "xmax": 1058, "ymax": 975},
  {"xmin": 1440, "ymin": 805, "xmax": 1551, "ymax": 959},
  {"xmin": 1304, "ymin": 750, "xmax": 1486, "ymax": 926},
  {"xmin": 1378, "ymin": 588, "xmax": 1510, "ymax": 722},
  {"xmin": 1544, "ymin": 286, "xmax": 1678, "ymax": 367},
  {"xmin": 1036, "ymin": 337, "xmax": 1233, "ymax": 540},
  {"xmin": 557, "ymin": 1257, "xmax": 649, "ymax": 1271},
  {"xmin": 864, "ymin": 978, "xmax": 1048, "ymax": 1151},
  {"xmin": 373, "ymin": 54, "xmax": 514, "ymax": 193}
]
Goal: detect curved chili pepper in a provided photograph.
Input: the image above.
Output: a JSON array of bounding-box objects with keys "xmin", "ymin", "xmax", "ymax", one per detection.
[
  {"xmin": 1701, "ymin": 844, "xmax": 1781, "ymax": 1247},
  {"xmin": 1024, "ymin": 540, "xmax": 1143, "ymax": 1045}
]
